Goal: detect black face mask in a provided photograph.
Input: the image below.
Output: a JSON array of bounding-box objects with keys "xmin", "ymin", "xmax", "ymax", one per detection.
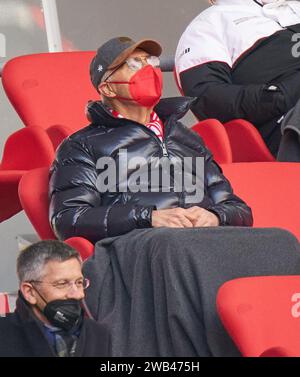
[
  {"xmin": 43, "ymin": 299, "xmax": 83, "ymax": 332},
  {"xmin": 31, "ymin": 284, "xmax": 83, "ymax": 332}
]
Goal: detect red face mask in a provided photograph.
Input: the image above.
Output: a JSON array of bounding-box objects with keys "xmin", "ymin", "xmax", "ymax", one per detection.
[{"xmin": 103, "ymin": 65, "xmax": 163, "ymax": 108}]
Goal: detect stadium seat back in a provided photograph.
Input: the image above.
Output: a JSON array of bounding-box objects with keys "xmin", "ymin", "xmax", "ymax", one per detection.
[
  {"xmin": 192, "ymin": 120, "xmax": 232, "ymax": 164},
  {"xmin": 221, "ymin": 162, "xmax": 300, "ymax": 241},
  {"xmin": 18, "ymin": 167, "xmax": 56, "ymax": 240},
  {"xmin": 18, "ymin": 167, "xmax": 94, "ymax": 260},
  {"xmin": 2, "ymin": 52, "xmax": 98, "ymax": 132},
  {"xmin": 217, "ymin": 276, "xmax": 300, "ymax": 357},
  {"xmin": 0, "ymin": 127, "xmax": 54, "ymax": 222}
]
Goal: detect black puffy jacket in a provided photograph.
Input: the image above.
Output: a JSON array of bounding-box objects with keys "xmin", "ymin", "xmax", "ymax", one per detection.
[{"xmin": 49, "ymin": 97, "xmax": 253, "ymax": 243}]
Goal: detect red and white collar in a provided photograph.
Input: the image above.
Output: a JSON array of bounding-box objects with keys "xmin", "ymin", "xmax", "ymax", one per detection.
[{"xmin": 109, "ymin": 108, "xmax": 164, "ymax": 142}]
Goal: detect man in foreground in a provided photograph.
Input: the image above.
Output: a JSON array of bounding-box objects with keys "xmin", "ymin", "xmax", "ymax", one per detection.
[{"xmin": 0, "ymin": 240, "xmax": 110, "ymax": 357}]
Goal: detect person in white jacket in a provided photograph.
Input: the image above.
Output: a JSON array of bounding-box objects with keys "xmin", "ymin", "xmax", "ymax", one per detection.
[{"xmin": 175, "ymin": 0, "xmax": 300, "ymax": 157}]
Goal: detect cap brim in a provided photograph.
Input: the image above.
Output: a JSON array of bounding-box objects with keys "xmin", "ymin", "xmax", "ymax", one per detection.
[{"xmin": 109, "ymin": 39, "xmax": 162, "ymax": 70}]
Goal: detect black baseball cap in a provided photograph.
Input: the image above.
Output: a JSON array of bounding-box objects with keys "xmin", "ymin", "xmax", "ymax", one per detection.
[{"xmin": 90, "ymin": 36, "xmax": 162, "ymax": 90}]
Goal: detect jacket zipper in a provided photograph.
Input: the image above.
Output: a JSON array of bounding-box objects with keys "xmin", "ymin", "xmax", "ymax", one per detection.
[
  {"xmin": 161, "ymin": 141, "xmax": 169, "ymax": 157},
  {"xmin": 131, "ymin": 122, "xmax": 170, "ymax": 158},
  {"xmin": 156, "ymin": 117, "xmax": 172, "ymax": 158},
  {"xmin": 102, "ymin": 110, "xmax": 187, "ymax": 201},
  {"xmin": 101, "ymin": 104, "xmax": 171, "ymax": 158}
]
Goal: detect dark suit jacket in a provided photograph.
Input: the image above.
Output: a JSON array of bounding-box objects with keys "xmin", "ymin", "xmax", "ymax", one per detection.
[{"xmin": 0, "ymin": 295, "xmax": 110, "ymax": 357}]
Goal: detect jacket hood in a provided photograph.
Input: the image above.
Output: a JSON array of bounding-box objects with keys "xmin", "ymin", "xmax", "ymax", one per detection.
[{"xmin": 86, "ymin": 96, "xmax": 196, "ymax": 126}]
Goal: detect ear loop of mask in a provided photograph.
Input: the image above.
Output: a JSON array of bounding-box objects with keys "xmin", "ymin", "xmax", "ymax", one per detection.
[
  {"xmin": 30, "ymin": 283, "xmax": 49, "ymax": 313},
  {"xmin": 99, "ymin": 81, "xmax": 136, "ymax": 102},
  {"xmin": 97, "ymin": 61, "xmax": 125, "ymax": 93}
]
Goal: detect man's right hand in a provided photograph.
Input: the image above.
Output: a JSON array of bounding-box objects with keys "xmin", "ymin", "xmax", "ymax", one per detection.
[{"xmin": 151, "ymin": 208, "xmax": 194, "ymax": 228}]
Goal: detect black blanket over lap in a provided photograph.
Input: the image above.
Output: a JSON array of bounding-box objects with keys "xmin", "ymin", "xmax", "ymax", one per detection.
[{"xmin": 83, "ymin": 227, "xmax": 300, "ymax": 357}]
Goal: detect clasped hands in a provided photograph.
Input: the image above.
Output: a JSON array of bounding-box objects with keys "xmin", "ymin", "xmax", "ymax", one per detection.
[{"xmin": 152, "ymin": 206, "xmax": 219, "ymax": 228}]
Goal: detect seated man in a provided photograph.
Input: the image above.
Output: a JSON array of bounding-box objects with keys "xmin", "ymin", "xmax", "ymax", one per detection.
[
  {"xmin": 175, "ymin": 0, "xmax": 300, "ymax": 157},
  {"xmin": 49, "ymin": 36, "xmax": 253, "ymax": 244},
  {"xmin": 0, "ymin": 240, "xmax": 110, "ymax": 357},
  {"xmin": 49, "ymin": 37, "xmax": 300, "ymax": 357}
]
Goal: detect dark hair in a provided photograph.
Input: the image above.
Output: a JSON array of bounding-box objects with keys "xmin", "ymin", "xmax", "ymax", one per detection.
[{"xmin": 17, "ymin": 240, "xmax": 81, "ymax": 283}]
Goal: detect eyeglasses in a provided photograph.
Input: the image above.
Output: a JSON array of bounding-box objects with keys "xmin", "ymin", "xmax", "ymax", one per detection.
[
  {"xmin": 125, "ymin": 55, "xmax": 160, "ymax": 72},
  {"xmin": 29, "ymin": 278, "xmax": 90, "ymax": 291},
  {"xmin": 103, "ymin": 55, "xmax": 160, "ymax": 82}
]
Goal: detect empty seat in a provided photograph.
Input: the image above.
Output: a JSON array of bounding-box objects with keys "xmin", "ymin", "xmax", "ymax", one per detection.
[
  {"xmin": 224, "ymin": 119, "xmax": 275, "ymax": 162},
  {"xmin": 2, "ymin": 51, "xmax": 99, "ymax": 143},
  {"xmin": 217, "ymin": 276, "xmax": 300, "ymax": 357},
  {"xmin": 0, "ymin": 127, "xmax": 54, "ymax": 222},
  {"xmin": 221, "ymin": 162, "xmax": 300, "ymax": 241},
  {"xmin": 18, "ymin": 167, "xmax": 94, "ymax": 260},
  {"xmin": 192, "ymin": 120, "xmax": 232, "ymax": 164}
]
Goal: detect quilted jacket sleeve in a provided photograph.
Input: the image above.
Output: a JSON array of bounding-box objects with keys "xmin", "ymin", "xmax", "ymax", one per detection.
[
  {"xmin": 179, "ymin": 61, "xmax": 291, "ymax": 126},
  {"xmin": 176, "ymin": 18, "xmax": 300, "ymax": 126},
  {"xmin": 204, "ymin": 149, "xmax": 253, "ymax": 227},
  {"xmin": 49, "ymin": 138, "xmax": 154, "ymax": 243}
]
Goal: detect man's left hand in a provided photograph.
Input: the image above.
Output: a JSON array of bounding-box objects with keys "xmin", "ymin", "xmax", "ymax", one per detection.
[{"xmin": 185, "ymin": 206, "xmax": 220, "ymax": 227}]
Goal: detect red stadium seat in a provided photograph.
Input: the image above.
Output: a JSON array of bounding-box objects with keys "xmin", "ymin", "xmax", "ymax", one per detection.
[
  {"xmin": 0, "ymin": 127, "xmax": 54, "ymax": 222},
  {"xmin": 2, "ymin": 51, "xmax": 99, "ymax": 143},
  {"xmin": 0, "ymin": 293, "xmax": 10, "ymax": 315},
  {"xmin": 18, "ymin": 167, "xmax": 94, "ymax": 261},
  {"xmin": 221, "ymin": 162, "xmax": 300, "ymax": 241},
  {"xmin": 224, "ymin": 119, "xmax": 275, "ymax": 162},
  {"xmin": 217, "ymin": 276, "xmax": 300, "ymax": 357},
  {"xmin": 46, "ymin": 124, "xmax": 73, "ymax": 150},
  {"xmin": 192, "ymin": 120, "xmax": 232, "ymax": 164},
  {"xmin": 0, "ymin": 292, "xmax": 17, "ymax": 315}
]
